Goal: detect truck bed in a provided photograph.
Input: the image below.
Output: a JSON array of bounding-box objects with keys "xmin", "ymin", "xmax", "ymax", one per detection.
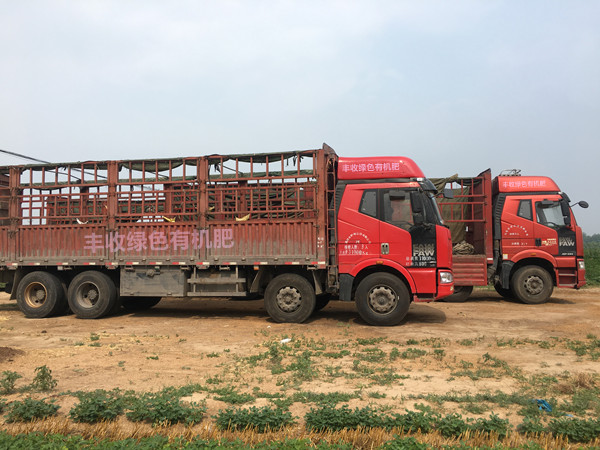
[{"xmin": 0, "ymin": 146, "xmax": 337, "ymax": 268}]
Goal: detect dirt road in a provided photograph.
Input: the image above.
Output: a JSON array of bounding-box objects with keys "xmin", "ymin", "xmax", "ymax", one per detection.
[{"xmin": 1, "ymin": 287, "xmax": 599, "ymax": 427}]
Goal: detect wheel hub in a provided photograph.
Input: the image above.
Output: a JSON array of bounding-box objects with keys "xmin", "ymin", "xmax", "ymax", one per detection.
[
  {"xmin": 87, "ymin": 289, "xmax": 99, "ymax": 302},
  {"xmin": 77, "ymin": 282, "xmax": 100, "ymax": 308},
  {"xmin": 368, "ymin": 286, "xmax": 397, "ymax": 314},
  {"xmin": 276, "ymin": 286, "xmax": 302, "ymax": 313},
  {"xmin": 24, "ymin": 283, "xmax": 47, "ymax": 308},
  {"xmin": 524, "ymin": 276, "xmax": 543, "ymax": 295}
]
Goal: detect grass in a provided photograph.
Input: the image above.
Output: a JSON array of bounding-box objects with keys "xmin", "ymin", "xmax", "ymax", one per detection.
[{"xmin": 3, "ymin": 329, "xmax": 600, "ymax": 448}]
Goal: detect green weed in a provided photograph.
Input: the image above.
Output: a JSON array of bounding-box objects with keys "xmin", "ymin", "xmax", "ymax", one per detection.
[{"xmin": 5, "ymin": 398, "xmax": 59, "ymax": 423}]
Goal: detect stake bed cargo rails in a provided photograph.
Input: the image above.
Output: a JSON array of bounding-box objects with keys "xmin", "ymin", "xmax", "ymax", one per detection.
[{"xmin": 1, "ymin": 144, "xmax": 453, "ymax": 325}]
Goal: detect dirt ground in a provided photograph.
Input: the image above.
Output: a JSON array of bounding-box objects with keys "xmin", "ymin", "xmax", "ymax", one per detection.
[{"xmin": 1, "ymin": 287, "xmax": 599, "ymax": 429}]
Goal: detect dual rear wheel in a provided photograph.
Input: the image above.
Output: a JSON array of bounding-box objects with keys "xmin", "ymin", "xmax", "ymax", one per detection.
[{"xmin": 17, "ymin": 270, "xmax": 122, "ymax": 319}]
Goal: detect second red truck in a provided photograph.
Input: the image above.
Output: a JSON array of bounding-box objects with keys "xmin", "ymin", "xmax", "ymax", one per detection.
[{"xmin": 434, "ymin": 169, "xmax": 588, "ymax": 304}]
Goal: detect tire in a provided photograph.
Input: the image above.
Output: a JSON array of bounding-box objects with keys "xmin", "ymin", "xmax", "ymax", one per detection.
[
  {"xmin": 264, "ymin": 274, "xmax": 316, "ymax": 323},
  {"xmin": 494, "ymin": 282, "xmax": 513, "ymax": 299},
  {"xmin": 68, "ymin": 271, "xmax": 118, "ymax": 319},
  {"xmin": 510, "ymin": 266, "xmax": 553, "ymax": 305},
  {"xmin": 314, "ymin": 293, "xmax": 332, "ymax": 312},
  {"xmin": 442, "ymin": 285, "xmax": 473, "ymax": 303},
  {"xmin": 355, "ymin": 273, "xmax": 410, "ymax": 326},
  {"xmin": 16, "ymin": 271, "xmax": 66, "ymax": 318},
  {"xmin": 121, "ymin": 297, "xmax": 162, "ymax": 312}
]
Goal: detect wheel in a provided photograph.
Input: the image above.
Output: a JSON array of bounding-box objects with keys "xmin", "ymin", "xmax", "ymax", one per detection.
[
  {"xmin": 494, "ymin": 282, "xmax": 512, "ymax": 299},
  {"xmin": 355, "ymin": 273, "xmax": 410, "ymax": 326},
  {"xmin": 510, "ymin": 266, "xmax": 553, "ymax": 305},
  {"xmin": 264, "ymin": 274, "xmax": 316, "ymax": 323},
  {"xmin": 442, "ymin": 285, "xmax": 473, "ymax": 303},
  {"xmin": 314, "ymin": 293, "xmax": 332, "ymax": 312},
  {"xmin": 68, "ymin": 271, "xmax": 118, "ymax": 319},
  {"xmin": 121, "ymin": 297, "xmax": 162, "ymax": 312},
  {"xmin": 16, "ymin": 271, "xmax": 66, "ymax": 318}
]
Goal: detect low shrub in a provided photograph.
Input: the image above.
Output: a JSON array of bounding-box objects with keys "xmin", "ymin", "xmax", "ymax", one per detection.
[
  {"xmin": 69, "ymin": 390, "xmax": 125, "ymax": 423},
  {"xmin": 29, "ymin": 365, "xmax": 57, "ymax": 392},
  {"xmin": 548, "ymin": 417, "xmax": 600, "ymax": 443},
  {"xmin": 397, "ymin": 410, "xmax": 434, "ymax": 433},
  {"xmin": 215, "ymin": 406, "xmax": 295, "ymax": 432},
  {"xmin": 435, "ymin": 413, "xmax": 470, "ymax": 438},
  {"xmin": 5, "ymin": 398, "xmax": 59, "ymax": 423},
  {"xmin": 304, "ymin": 405, "xmax": 435, "ymax": 432},
  {"xmin": 517, "ymin": 416, "xmax": 547, "ymax": 434},
  {"xmin": 126, "ymin": 392, "xmax": 205, "ymax": 425},
  {"xmin": 380, "ymin": 436, "xmax": 431, "ymax": 449},
  {"xmin": 471, "ymin": 413, "xmax": 511, "ymax": 438},
  {"xmin": 0, "ymin": 371, "xmax": 22, "ymax": 394}
]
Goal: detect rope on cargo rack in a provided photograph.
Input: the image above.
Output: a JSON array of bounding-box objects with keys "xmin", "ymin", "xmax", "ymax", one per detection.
[
  {"xmin": 0, "ymin": 148, "xmax": 50, "ymax": 164},
  {"xmin": 453, "ymin": 240, "xmax": 475, "ymax": 255}
]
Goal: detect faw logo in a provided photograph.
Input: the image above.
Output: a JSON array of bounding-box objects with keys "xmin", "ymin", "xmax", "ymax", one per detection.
[
  {"xmin": 559, "ymin": 237, "xmax": 575, "ymax": 247},
  {"xmin": 413, "ymin": 244, "xmax": 435, "ymax": 257}
]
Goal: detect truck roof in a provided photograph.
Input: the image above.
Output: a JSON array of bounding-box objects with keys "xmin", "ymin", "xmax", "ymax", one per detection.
[
  {"xmin": 494, "ymin": 175, "xmax": 560, "ymax": 193},
  {"xmin": 338, "ymin": 156, "xmax": 425, "ymax": 180}
]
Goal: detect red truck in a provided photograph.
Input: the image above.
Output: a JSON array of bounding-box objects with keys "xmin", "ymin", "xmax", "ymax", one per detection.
[
  {"xmin": 0, "ymin": 144, "xmax": 453, "ymax": 326},
  {"xmin": 433, "ymin": 169, "xmax": 588, "ymax": 304}
]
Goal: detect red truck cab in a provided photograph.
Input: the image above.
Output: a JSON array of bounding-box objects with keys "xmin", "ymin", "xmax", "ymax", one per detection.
[
  {"xmin": 335, "ymin": 156, "xmax": 454, "ymax": 324},
  {"xmin": 493, "ymin": 174, "xmax": 587, "ymax": 302}
]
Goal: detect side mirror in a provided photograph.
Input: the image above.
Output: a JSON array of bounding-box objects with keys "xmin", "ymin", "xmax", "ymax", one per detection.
[
  {"xmin": 560, "ymin": 201, "xmax": 571, "ymax": 227},
  {"xmin": 410, "ymin": 192, "xmax": 425, "ymax": 225},
  {"xmin": 578, "ymin": 200, "xmax": 589, "ymax": 209}
]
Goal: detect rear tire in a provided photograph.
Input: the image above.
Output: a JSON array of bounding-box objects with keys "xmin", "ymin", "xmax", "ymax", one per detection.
[
  {"xmin": 16, "ymin": 271, "xmax": 66, "ymax": 318},
  {"xmin": 355, "ymin": 273, "xmax": 410, "ymax": 326},
  {"xmin": 121, "ymin": 297, "xmax": 162, "ymax": 312},
  {"xmin": 443, "ymin": 285, "xmax": 473, "ymax": 303},
  {"xmin": 68, "ymin": 271, "xmax": 118, "ymax": 319},
  {"xmin": 510, "ymin": 266, "xmax": 553, "ymax": 304},
  {"xmin": 264, "ymin": 274, "xmax": 316, "ymax": 323}
]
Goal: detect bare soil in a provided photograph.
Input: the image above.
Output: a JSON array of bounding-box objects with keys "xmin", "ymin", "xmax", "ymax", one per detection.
[{"xmin": 1, "ymin": 287, "xmax": 599, "ymax": 430}]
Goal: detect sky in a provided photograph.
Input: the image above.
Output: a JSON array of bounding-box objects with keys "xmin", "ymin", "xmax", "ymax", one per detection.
[{"xmin": 1, "ymin": 1, "xmax": 599, "ymax": 232}]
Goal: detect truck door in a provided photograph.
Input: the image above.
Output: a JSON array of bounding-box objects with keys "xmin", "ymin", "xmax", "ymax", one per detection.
[
  {"xmin": 533, "ymin": 196, "xmax": 576, "ymax": 257},
  {"xmin": 380, "ymin": 189, "xmax": 424, "ymax": 266},
  {"xmin": 337, "ymin": 186, "xmax": 381, "ymax": 274},
  {"xmin": 500, "ymin": 196, "xmax": 535, "ymax": 259}
]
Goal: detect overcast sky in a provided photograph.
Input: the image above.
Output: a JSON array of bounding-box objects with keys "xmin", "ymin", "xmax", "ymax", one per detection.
[{"xmin": 1, "ymin": 1, "xmax": 599, "ymax": 232}]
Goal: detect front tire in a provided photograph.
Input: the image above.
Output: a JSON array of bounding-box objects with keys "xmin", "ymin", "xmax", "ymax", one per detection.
[
  {"xmin": 511, "ymin": 266, "xmax": 553, "ymax": 304},
  {"xmin": 68, "ymin": 271, "xmax": 118, "ymax": 319},
  {"xmin": 494, "ymin": 282, "xmax": 512, "ymax": 299},
  {"xmin": 443, "ymin": 285, "xmax": 473, "ymax": 303},
  {"xmin": 264, "ymin": 274, "xmax": 316, "ymax": 323},
  {"xmin": 16, "ymin": 271, "xmax": 66, "ymax": 318},
  {"xmin": 355, "ymin": 273, "xmax": 410, "ymax": 326}
]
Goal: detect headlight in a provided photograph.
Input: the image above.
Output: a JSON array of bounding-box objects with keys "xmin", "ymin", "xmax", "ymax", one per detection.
[
  {"xmin": 439, "ymin": 271, "xmax": 453, "ymax": 284},
  {"xmin": 578, "ymin": 260, "xmax": 585, "ymax": 270}
]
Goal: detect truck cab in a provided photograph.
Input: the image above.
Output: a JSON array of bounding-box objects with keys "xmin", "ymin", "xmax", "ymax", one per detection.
[
  {"xmin": 494, "ymin": 175, "xmax": 587, "ymax": 302},
  {"xmin": 334, "ymin": 156, "xmax": 454, "ymax": 324}
]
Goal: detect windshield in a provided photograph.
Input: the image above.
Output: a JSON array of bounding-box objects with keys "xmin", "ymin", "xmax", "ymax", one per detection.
[{"xmin": 536, "ymin": 201, "xmax": 567, "ymax": 228}]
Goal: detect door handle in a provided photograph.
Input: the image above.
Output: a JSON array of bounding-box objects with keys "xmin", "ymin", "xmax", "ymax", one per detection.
[
  {"xmin": 381, "ymin": 243, "xmax": 389, "ymax": 255},
  {"xmin": 535, "ymin": 238, "xmax": 541, "ymax": 246}
]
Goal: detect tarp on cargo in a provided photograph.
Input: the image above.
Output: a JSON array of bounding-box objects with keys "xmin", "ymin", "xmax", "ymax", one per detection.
[{"xmin": 430, "ymin": 174, "xmax": 469, "ymax": 244}]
